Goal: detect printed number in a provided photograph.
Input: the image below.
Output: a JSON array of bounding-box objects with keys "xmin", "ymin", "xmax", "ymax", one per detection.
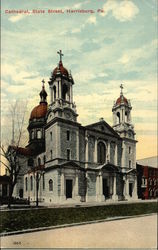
[{"xmin": 13, "ymin": 242, "xmax": 21, "ymax": 245}]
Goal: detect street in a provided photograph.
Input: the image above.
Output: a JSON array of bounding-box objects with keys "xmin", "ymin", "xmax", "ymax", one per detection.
[{"xmin": 1, "ymin": 214, "xmax": 157, "ymax": 248}]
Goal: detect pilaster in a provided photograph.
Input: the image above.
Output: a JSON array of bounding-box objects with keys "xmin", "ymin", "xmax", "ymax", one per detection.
[
  {"xmin": 124, "ymin": 177, "xmax": 130, "ymax": 200},
  {"xmin": 112, "ymin": 175, "xmax": 118, "ymax": 201},
  {"xmin": 94, "ymin": 137, "xmax": 98, "ymax": 163},
  {"xmin": 60, "ymin": 172, "xmax": 66, "ymax": 201},
  {"xmin": 85, "ymin": 133, "xmax": 89, "ymax": 168},
  {"xmin": 114, "ymin": 143, "xmax": 118, "ymax": 165},
  {"xmin": 107, "ymin": 141, "xmax": 111, "ymax": 162}
]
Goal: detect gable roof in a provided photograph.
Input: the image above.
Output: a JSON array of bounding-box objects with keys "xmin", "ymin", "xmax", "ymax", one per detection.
[
  {"xmin": 85, "ymin": 120, "xmax": 120, "ymax": 138},
  {"xmin": 137, "ymin": 156, "xmax": 157, "ymax": 168}
]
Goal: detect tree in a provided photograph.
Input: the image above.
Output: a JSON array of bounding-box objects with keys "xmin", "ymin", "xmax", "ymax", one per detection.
[{"xmin": 0, "ymin": 100, "xmax": 28, "ymax": 208}]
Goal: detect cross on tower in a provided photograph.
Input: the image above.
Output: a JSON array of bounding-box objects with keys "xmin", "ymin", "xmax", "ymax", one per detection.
[
  {"xmin": 42, "ymin": 79, "xmax": 45, "ymax": 87},
  {"xmin": 120, "ymin": 83, "xmax": 123, "ymax": 95},
  {"xmin": 57, "ymin": 50, "xmax": 64, "ymax": 62}
]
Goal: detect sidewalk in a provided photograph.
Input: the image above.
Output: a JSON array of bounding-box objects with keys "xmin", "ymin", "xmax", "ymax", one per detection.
[
  {"xmin": 1, "ymin": 214, "xmax": 157, "ymax": 249},
  {"xmin": 1, "ymin": 212, "xmax": 156, "ymax": 237}
]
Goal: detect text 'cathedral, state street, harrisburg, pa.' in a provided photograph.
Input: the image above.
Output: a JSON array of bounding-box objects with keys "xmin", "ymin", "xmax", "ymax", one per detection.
[{"xmin": 12, "ymin": 50, "xmax": 138, "ymax": 204}]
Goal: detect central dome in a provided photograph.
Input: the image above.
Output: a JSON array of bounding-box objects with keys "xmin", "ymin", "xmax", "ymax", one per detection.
[
  {"xmin": 53, "ymin": 61, "xmax": 69, "ymax": 77},
  {"xmin": 30, "ymin": 103, "xmax": 47, "ymax": 120}
]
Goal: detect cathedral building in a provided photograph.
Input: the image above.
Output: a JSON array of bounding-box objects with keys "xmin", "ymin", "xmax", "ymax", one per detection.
[{"xmin": 13, "ymin": 51, "xmax": 138, "ymax": 204}]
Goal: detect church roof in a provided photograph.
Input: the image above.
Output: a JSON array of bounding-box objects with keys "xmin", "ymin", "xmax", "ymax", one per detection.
[
  {"xmin": 85, "ymin": 120, "xmax": 120, "ymax": 138},
  {"xmin": 53, "ymin": 61, "xmax": 69, "ymax": 77},
  {"xmin": 30, "ymin": 81, "xmax": 48, "ymax": 120},
  {"xmin": 116, "ymin": 95, "xmax": 128, "ymax": 105},
  {"xmin": 9, "ymin": 145, "xmax": 33, "ymax": 156},
  {"xmin": 30, "ymin": 102, "xmax": 47, "ymax": 120}
]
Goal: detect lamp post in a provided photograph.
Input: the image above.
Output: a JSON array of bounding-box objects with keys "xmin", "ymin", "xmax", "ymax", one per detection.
[{"xmin": 33, "ymin": 166, "xmax": 43, "ymax": 207}]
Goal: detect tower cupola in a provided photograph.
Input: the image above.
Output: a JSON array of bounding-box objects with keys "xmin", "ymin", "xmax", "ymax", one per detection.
[
  {"xmin": 47, "ymin": 50, "xmax": 77, "ymax": 122},
  {"xmin": 40, "ymin": 79, "xmax": 47, "ymax": 103},
  {"xmin": 112, "ymin": 84, "xmax": 135, "ymax": 139}
]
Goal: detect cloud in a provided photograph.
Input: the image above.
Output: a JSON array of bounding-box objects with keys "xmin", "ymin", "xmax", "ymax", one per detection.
[
  {"xmin": 118, "ymin": 40, "xmax": 156, "ymax": 68},
  {"xmin": 86, "ymin": 16, "xmax": 97, "ymax": 25},
  {"xmin": 8, "ymin": 12, "xmax": 32, "ymax": 23},
  {"xmin": 101, "ymin": 0, "xmax": 139, "ymax": 22},
  {"xmin": 73, "ymin": 70, "xmax": 96, "ymax": 83}
]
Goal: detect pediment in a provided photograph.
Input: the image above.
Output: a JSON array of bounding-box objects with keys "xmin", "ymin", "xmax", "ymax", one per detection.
[
  {"xmin": 60, "ymin": 161, "xmax": 85, "ymax": 171},
  {"xmin": 85, "ymin": 121, "xmax": 119, "ymax": 137}
]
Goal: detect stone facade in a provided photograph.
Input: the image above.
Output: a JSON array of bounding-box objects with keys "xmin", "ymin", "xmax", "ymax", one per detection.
[{"xmin": 14, "ymin": 54, "xmax": 138, "ymax": 205}]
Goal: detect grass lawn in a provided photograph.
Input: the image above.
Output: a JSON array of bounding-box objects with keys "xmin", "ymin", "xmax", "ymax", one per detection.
[{"xmin": 0, "ymin": 202, "xmax": 157, "ymax": 233}]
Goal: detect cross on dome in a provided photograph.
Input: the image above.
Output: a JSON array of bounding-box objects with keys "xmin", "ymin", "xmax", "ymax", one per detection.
[
  {"xmin": 42, "ymin": 79, "xmax": 45, "ymax": 87},
  {"xmin": 120, "ymin": 83, "xmax": 123, "ymax": 95},
  {"xmin": 57, "ymin": 50, "xmax": 64, "ymax": 62}
]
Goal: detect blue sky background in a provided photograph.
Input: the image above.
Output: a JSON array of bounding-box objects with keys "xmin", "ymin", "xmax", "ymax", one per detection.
[{"xmin": 1, "ymin": 0, "xmax": 157, "ymax": 159}]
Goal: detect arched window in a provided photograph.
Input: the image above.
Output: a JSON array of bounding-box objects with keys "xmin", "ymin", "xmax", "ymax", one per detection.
[
  {"xmin": 31, "ymin": 131, "xmax": 34, "ymax": 139},
  {"xmin": 30, "ymin": 176, "xmax": 33, "ymax": 191},
  {"xmin": 53, "ymin": 86, "xmax": 56, "ymax": 100},
  {"xmin": 62, "ymin": 84, "xmax": 68, "ymax": 100},
  {"xmin": 129, "ymin": 160, "xmax": 131, "ymax": 168},
  {"xmin": 38, "ymin": 157, "xmax": 41, "ymax": 166},
  {"xmin": 97, "ymin": 142, "xmax": 106, "ymax": 164},
  {"xmin": 125, "ymin": 111, "xmax": 128, "ymax": 123},
  {"xmin": 49, "ymin": 179, "xmax": 53, "ymax": 191},
  {"xmin": 37, "ymin": 130, "xmax": 42, "ymax": 139},
  {"xmin": 25, "ymin": 177, "xmax": 28, "ymax": 191},
  {"xmin": 117, "ymin": 112, "xmax": 120, "ymax": 124}
]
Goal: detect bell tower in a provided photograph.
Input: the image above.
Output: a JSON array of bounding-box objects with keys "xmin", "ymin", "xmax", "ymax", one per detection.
[
  {"xmin": 112, "ymin": 84, "xmax": 137, "ymax": 170},
  {"xmin": 112, "ymin": 84, "xmax": 135, "ymax": 139},
  {"xmin": 47, "ymin": 50, "xmax": 77, "ymax": 122}
]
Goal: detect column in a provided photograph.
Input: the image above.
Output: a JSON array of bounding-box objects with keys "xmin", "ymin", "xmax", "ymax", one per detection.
[
  {"xmin": 76, "ymin": 129, "xmax": 79, "ymax": 161},
  {"xmin": 57, "ymin": 81, "xmax": 59, "ymax": 99},
  {"xmin": 59, "ymin": 80, "xmax": 61, "ymax": 99},
  {"xmin": 75, "ymin": 173, "xmax": 79, "ymax": 201},
  {"xmin": 107, "ymin": 141, "xmax": 111, "ymax": 162},
  {"xmin": 98, "ymin": 174, "xmax": 104, "ymax": 201},
  {"xmin": 50, "ymin": 86, "xmax": 53, "ymax": 103},
  {"xmin": 94, "ymin": 137, "xmax": 98, "ymax": 163},
  {"xmin": 34, "ymin": 174, "xmax": 36, "ymax": 202},
  {"xmin": 120, "ymin": 108, "xmax": 122, "ymax": 123},
  {"xmin": 113, "ymin": 111, "xmax": 116, "ymax": 126},
  {"xmin": 70, "ymin": 84, "xmax": 73, "ymax": 103},
  {"xmin": 114, "ymin": 143, "xmax": 118, "ymax": 166},
  {"xmin": 96, "ymin": 175, "xmax": 100, "ymax": 201},
  {"xmin": 121, "ymin": 108, "xmax": 125, "ymax": 123},
  {"xmin": 99, "ymin": 175, "xmax": 103, "ymax": 196},
  {"xmin": 85, "ymin": 134, "xmax": 89, "ymax": 168},
  {"xmin": 121, "ymin": 141, "xmax": 125, "ymax": 167},
  {"xmin": 132, "ymin": 177, "xmax": 138, "ymax": 200},
  {"xmin": 125, "ymin": 178, "xmax": 130, "ymax": 200},
  {"xmin": 112, "ymin": 175, "xmax": 118, "ymax": 201},
  {"xmin": 85, "ymin": 171, "xmax": 88, "ymax": 202},
  {"xmin": 129, "ymin": 112, "xmax": 132, "ymax": 123},
  {"xmin": 60, "ymin": 172, "xmax": 65, "ymax": 201}
]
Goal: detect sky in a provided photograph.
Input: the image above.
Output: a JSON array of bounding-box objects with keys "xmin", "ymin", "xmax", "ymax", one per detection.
[{"xmin": 1, "ymin": 0, "xmax": 157, "ymax": 160}]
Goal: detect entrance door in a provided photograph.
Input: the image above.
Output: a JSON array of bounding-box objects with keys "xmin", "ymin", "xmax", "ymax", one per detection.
[
  {"xmin": 19, "ymin": 189, "xmax": 23, "ymax": 198},
  {"xmin": 129, "ymin": 183, "xmax": 133, "ymax": 197},
  {"xmin": 103, "ymin": 179, "xmax": 109, "ymax": 198},
  {"xmin": 66, "ymin": 179, "xmax": 73, "ymax": 198}
]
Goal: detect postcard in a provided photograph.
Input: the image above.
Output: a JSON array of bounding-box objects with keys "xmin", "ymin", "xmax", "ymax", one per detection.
[{"xmin": 0, "ymin": 0, "xmax": 157, "ymax": 249}]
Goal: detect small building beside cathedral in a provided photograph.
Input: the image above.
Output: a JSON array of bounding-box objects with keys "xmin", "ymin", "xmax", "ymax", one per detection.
[{"xmin": 13, "ymin": 51, "xmax": 138, "ymax": 204}]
